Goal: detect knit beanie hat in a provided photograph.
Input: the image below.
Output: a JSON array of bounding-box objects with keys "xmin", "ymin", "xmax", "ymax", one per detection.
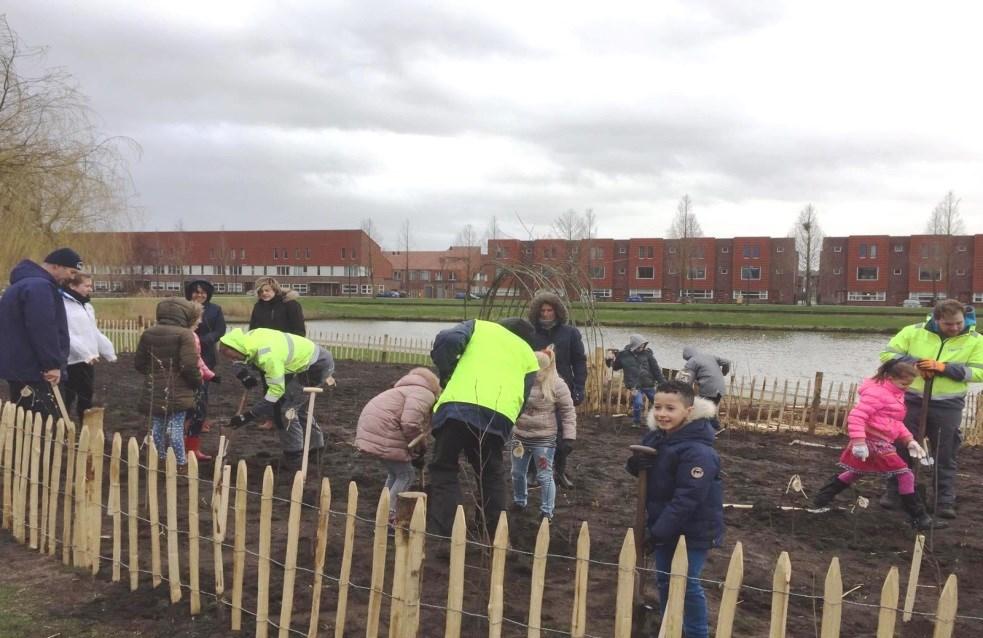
[{"xmin": 44, "ymin": 248, "xmax": 84, "ymax": 270}]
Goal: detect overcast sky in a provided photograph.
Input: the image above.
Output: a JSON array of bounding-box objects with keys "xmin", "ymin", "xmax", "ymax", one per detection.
[{"xmin": 6, "ymin": 1, "xmax": 983, "ymax": 249}]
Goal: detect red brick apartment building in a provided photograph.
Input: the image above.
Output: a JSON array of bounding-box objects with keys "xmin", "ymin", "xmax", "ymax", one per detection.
[
  {"xmin": 818, "ymin": 234, "xmax": 983, "ymax": 305},
  {"xmin": 384, "ymin": 246, "xmax": 486, "ymax": 298},
  {"xmin": 486, "ymin": 236, "xmax": 797, "ymax": 303},
  {"xmin": 77, "ymin": 230, "xmax": 395, "ymax": 296}
]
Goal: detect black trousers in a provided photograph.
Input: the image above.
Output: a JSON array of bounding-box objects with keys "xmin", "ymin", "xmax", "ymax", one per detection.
[
  {"xmin": 7, "ymin": 381, "xmax": 59, "ymax": 422},
  {"xmin": 427, "ymin": 419, "xmax": 506, "ymax": 537},
  {"xmin": 63, "ymin": 362, "xmax": 95, "ymax": 421}
]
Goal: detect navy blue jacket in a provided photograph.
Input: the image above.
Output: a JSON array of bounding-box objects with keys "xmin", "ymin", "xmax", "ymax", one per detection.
[
  {"xmin": 0, "ymin": 260, "xmax": 70, "ymax": 382},
  {"xmin": 526, "ymin": 292, "xmax": 588, "ymax": 400},
  {"xmin": 638, "ymin": 402, "xmax": 724, "ymax": 550},
  {"xmin": 184, "ymin": 280, "xmax": 226, "ymax": 369}
]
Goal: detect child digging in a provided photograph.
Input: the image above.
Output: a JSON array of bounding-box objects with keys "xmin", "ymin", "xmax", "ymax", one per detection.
[
  {"xmin": 510, "ymin": 348, "xmax": 576, "ymax": 521},
  {"xmin": 813, "ymin": 360, "xmax": 946, "ymax": 529},
  {"xmin": 354, "ymin": 367, "xmax": 441, "ymax": 525},
  {"xmin": 626, "ymin": 380, "xmax": 723, "ymax": 638},
  {"xmin": 134, "ymin": 298, "xmax": 203, "ymax": 471}
]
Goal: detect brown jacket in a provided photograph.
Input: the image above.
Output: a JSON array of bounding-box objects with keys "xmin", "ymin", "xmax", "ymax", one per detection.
[
  {"xmin": 134, "ymin": 298, "xmax": 202, "ymax": 416},
  {"xmin": 355, "ymin": 368, "xmax": 440, "ymax": 462},
  {"xmin": 514, "ymin": 375, "xmax": 577, "ymax": 441}
]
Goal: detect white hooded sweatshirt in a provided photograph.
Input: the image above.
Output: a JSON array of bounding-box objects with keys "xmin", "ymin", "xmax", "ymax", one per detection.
[{"xmin": 61, "ymin": 290, "xmax": 117, "ymax": 365}]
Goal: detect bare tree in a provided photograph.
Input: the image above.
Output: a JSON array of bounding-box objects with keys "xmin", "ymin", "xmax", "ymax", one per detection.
[
  {"xmin": 0, "ymin": 17, "xmax": 136, "ymax": 274},
  {"xmin": 791, "ymin": 204, "xmax": 823, "ymax": 305},
  {"xmin": 399, "ymin": 219, "xmax": 411, "ymax": 294},
  {"xmin": 360, "ymin": 218, "xmax": 380, "ymax": 295},
  {"xmin": 553, "ymin": 209, "xmax": 595, "ymax": 295},
  {"xmin": 667, "ymin": 195, "xmax": 704, "ymax": 299},
  {"xmin": 924, "ymin": 191, "xmax": 965, "ymax": 301}
]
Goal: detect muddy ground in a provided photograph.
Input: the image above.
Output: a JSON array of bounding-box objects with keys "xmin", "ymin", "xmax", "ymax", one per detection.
[{"xmin": 2, "ymin": 355, "xmax": 982, "ymax": 637}]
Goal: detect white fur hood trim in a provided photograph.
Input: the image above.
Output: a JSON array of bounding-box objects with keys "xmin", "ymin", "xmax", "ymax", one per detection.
[{"xmin": 647, "ymin": 396, "xmax": 718, "ymax": 430}]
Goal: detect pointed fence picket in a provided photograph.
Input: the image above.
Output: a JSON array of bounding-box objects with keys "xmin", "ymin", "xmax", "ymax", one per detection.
[{"xmin": 0, "ymin": 397, "xmax": 972, "ymax": 638}]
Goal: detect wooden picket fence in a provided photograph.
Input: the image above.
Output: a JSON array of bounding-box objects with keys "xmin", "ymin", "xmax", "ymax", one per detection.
[{"xmin": 0, "ymin": 399, "xmax": 967, "ymax": 636}]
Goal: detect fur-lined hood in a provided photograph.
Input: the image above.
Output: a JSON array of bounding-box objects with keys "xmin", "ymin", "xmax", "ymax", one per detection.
[
  {"xmin": 647, "ymin": 396, "xmax": 718, "ymax": 430},
  {"xmin": 527, "ymin": 291, "xmax": 569, "ymax": 326}
]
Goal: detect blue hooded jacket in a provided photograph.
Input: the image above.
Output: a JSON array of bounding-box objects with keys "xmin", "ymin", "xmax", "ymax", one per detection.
[
  {"xmin": 0, "ymin": 260, "xmax": 70, "ymax": 382},
  {"xmin": 639, "ymin": 397, "xmax": 724, "ymax": 550}
]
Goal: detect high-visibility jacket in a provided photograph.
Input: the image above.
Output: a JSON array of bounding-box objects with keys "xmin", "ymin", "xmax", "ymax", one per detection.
[
  {"xmin": 433, "ymin": 320, "xmax": 540, "ymax": 429},
  {"xmin": 220, "ymin": 328, "xmax": 319, "ymax": 402},
  {"xmin": 880, "ymin": 317, "xmax": 983, "ymax": 406}
]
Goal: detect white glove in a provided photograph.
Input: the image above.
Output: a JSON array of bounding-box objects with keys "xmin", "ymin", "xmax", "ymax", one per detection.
[
  {"xmin": 907, "ymin": 440, "xmax": 926, "ymax": 459},
  {"xmin": 851, "ymin": 442, "xmax": 869, "ymax": 461}
]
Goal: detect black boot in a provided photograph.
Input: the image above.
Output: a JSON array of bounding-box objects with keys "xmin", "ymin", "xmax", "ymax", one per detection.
[
  {"xmin": 813, "ymin": 476, "xmax": 850, "ymax": 508},
  {"xmin": 900, "ymin": 494, "xmax": 948, "ymax": 530}
]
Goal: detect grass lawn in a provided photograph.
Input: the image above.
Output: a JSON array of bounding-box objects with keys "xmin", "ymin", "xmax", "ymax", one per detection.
[{"xmin": 92, "ymin": 296, "xmax": 927, "ymax": 333}]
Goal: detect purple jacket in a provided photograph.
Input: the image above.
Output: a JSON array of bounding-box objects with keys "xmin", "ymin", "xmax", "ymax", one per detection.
[{"xmin": 0, "ymin": 260, "xmax": 70, "ymax": 382}]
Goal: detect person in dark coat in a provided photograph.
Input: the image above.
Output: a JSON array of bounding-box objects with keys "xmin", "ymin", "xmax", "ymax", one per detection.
[
  {"xmin": 134, "ymin": 298, "xmax": 203, "ymax": 468},
  {"xmin": 249, "ymin": 276, "xmax": 305, "ymax": 336},
  {"xmin": 184, "ymin": 279, "xmax": 226, "ymax": 450},
  {"xmin": 608, "ymin": 334, "xmax": 667, "ymax": 427},
  {"xmin": 0, "ymin": 248, "xmax": 83, "ymax": 419},
  {"xmin": 526, "ymin": 290, "xmax": 587, "ymax": 488},
  {"xmin": 626, "ymin": 380, "xmax": 723, "ymax": 638}
]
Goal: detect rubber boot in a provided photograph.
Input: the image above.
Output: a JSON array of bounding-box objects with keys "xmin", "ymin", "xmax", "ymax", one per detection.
[
  {"xmin": 813, "ymin": 476, "xmax": 850, "ymax": 508},
  {"xmin": 185, "ymin": 435, "xmax": 212, "ymax": 462},
  {"xmin": 900, "ymin": 493, "xmax": 947, "ymax": 530}
]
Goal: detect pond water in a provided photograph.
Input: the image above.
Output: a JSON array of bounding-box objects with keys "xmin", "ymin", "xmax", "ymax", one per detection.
[{"xmin": 299, "ymin": 319, "xmax": 891, "ymax": 386}]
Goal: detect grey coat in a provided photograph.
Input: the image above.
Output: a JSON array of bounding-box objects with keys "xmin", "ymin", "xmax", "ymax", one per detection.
[{"xmin": 680, "ymin": 346, "xmax": 731, "ymax": 399}]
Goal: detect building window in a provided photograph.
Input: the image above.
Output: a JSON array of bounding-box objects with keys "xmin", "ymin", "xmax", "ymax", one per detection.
[
  {"xmin": 857, "ymin": 267, "xmax": 879, "ymax": 281},
  {"xmin": 273, "ymin": 249, "xmax": 278, "ymax": 260},
  {"xmin": 687, "ymin": 266, "xmax": 706, "ymax": 280},
  {"xmin": 956, "ymin": 269, "xmax": 966, "ymax": 276},
  {"xmin": 591, "ymin": 288, "xmax": 612, "ymax": 299},
  {"xmin": 776, "ymin": 246, "xmax": 784, "ymax": 253},
  {"xmin": 721, "ymin": 247, "xmax": 729, "ymax": 253},
  {"xmin": 833, "ymin": 268, "xmax": 842, "ymax": 275},
  {"xmin": 668, "ymin": 247, "xmax": 676, "ymax": 255},
  {"xmin": 957, "ymin": 245, "xmax": 967, "ymax": 252},
  {"xmin": 893, "ymin": 268, "xmax": 903, "ymax": 276},
  {"xmin": 617, "ymin": 266, "xmax": 626, "ymax": 275},
  {"xmin": 306, "ymin": 248, "xmax": 311, "ymax": 259},
  {"xmin": 732, "ymin": 290, "xmax": 766, "ymax": 300},
  {"xmin": 495, "ymin": 246, "xmax": 507, "ymax": 259},
  {"xmin": 847, "ymin": 291, "xmax": 886, "ymax": 302},
  {"xmin": 974, "ymin": 292, "xmax": 983, "ymax": 303},
  {"xmin": 894, "ymin": 245, "xmax": 904, "ymax": 253},
  {"xmin": 719, "ymin": 268, "xmax": 728, "ymax": 275},
  {"xmin": 629, "ymin": 288, "xmax": 662, "ymax": 299},
  {"xmin": 448, "ymin": 272, "xmax": 458, "ymax": 281},
  {"xmin": 833, "ymin": 246, "xmax": 842, "ymax": 253},
  {"xmin": 618, "ymin": 246, "xmax": 627, "ymax": 255},
  {"xmin": 775, "ymin": 269, "xmax": 783, "ymax": 275},
  {"xmin": 434, "ymin": 271, "xmax": 443, "ymax": 281},
  {"xmin": 742, "ymin": 245, "xmax": 760, "ymax": 259},
  {"xmin": 636, "ymin": 266, "xmax": 655, "ymax": 279},
  {"xmin": 241, "ymin": 249, "xmax": 246, "ymax": 260},
  {"xmin": 589, "ymin": 266, "xmax": 605, "ymax": 279},
  {"xmin": 543, "ymin": 247, "xmax": 556, "ymax": 259},
  {"xmin": 352, "ymin": 249, "xmax": 357, "ymax": 260},
  {"xmin": 682, "ymin": 289, "xmax": 715, "ymax": 300},
  {"xmin": 341, "ymin": 248, "xmax": 347, "ymax": 259},
  {"xmin": 637, "ymin": 246, "xmax": 654, "ymax": 259},
  {"xmin": 276, "ymin": 265, "xmax": 290, "ymax": 276},
  {"xmin": 589, "ymin": 247, "xmax": 604, "ymax": 260},
  {"xmin": 918, "ymin": 267, "xmax": 942, "ymax": 281},
  {"xmin": 859, "ymin": 244, "xmax": 877, "ymax": 259},
  {"xmin": 741, "ymin": 266, "xmax": 761, "ymax": 280}
]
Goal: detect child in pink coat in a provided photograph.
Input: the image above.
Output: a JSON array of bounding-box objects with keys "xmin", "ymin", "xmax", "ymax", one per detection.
[
  {"xmin": 355, "ymin": 367, "xmax": 441, "ymax": 520},
  {"xmin": 185, "ymin": 303, "xmax": 216, "ymax": 462},
  {"xmin": 813, "ymin": 360, "xmax": 944, "ymax": 529}
]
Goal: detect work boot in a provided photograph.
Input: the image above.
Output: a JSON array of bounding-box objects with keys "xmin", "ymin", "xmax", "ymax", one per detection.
[
  {"xmin": 813, "ymin": 476, "xmax": 850, "ymax": 508},
  {"xmin": 900, "ymin": 494, "xmax": 947, "ymax": 530},
  {"xmin": 185, "ymin": 435, "xmax": 212, "ymax": 462},
  {"xmin": 556, "ymin": 473, "xmax": 574, "ymax": 489},
  {"xmin": 935, "ymin": 503, "xmax": 957, "ymax": 519}
]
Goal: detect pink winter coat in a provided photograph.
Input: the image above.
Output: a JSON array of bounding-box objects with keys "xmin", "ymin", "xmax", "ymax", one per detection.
[
  {"xmin": 846, "ymin": 378, "xmax": 914, "ymax": 445},
  {"xmin": 193, "ymin": 333, "xmax": 216, "ymax": 382},
  {"xmin": 355, "ymin": 368, "xmax": 441, "ymax": 462}
]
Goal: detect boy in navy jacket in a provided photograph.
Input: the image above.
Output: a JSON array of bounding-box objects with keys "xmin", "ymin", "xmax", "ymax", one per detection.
[{"xmin": 627, "ymin": 380, "xmax": 723, "ymax": 638}]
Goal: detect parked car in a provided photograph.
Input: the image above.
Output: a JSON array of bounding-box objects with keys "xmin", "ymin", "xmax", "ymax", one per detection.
[
  {"xmin": 626, "ymin": 295, "xmax": 644, "ymax": 303},
  {"xmin": 454, "ymin": 292, "xmax": 481, "ymax": 300},
  {"xmin": 901, "ymin": 299, "xmax": 922, "ymax": 308},
  {"xmin": 376, "ymin": 290, "xmax": 401, "ymax": 298}
]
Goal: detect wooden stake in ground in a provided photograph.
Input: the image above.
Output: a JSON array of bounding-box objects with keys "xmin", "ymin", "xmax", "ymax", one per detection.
[
  {"xmin": 629, "ymin": 444, "xmax": 657, "ymax": 605},
  {"xmin": 301, "ymin": 386, "xmax": 323, "ymax": 480},
  {"xmin": 903, "ymin": 534, "xmax": 925, "ymax": 622}
]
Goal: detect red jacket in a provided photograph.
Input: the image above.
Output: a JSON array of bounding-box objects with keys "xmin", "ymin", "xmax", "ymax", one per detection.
[
  {"xmin": 355, "ymin": 368, "xmax": 440, "ymax": 462},
  {"xmin": 846, "ymin": 378, "xmax": 914, "ymax": 445}
]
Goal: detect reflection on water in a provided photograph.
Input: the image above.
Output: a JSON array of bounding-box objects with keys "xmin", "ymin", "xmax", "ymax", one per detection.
[{"xmin": 302, "ymin": 319, "xmax": 889, "ymax": 385}]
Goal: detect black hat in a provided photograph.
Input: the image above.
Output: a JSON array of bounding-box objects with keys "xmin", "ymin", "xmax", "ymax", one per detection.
[
  {"xmin": 498, "ymin": 317, "xmax": 536, "ymax": 346},
  {"xmin": 44, "ymin": 248, "xmax": 84, "ymax": 270}
]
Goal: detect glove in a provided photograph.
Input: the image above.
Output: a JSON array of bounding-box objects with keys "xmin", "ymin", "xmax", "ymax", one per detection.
[
  {"xmin": 559, "ymin": 439, "xmax": 574, "ymax": 457},
  {"xmin": 235, "ymin": 366, "xmax": 259, "ymax": 389},
  {"xmin": 907, "ymin": 440, "xmax": 926, "ymax": 459},
  {"xmin": 850, "ymin": 440, "xmax": 869, "ymax": 461},
  {"xmin": 229, "ymin": 411, "xmax": 255, "ymax": 429},
  {"xmin": 625, "ymin": 453, "xmax": 657, "ymax": 477},
  {"xmin": 571, "ymin": 389, "xmax": 584, "ymax": 406},
  {"xmin": 916, "ymin": 359, "xmax": 945, "ymax": 379}
]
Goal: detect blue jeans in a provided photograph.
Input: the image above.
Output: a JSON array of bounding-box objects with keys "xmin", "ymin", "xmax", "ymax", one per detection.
[
  {"xmin": 511, "ymin": 445, "xmax": 556, "ymax": 517},
  {"xmin": 152, "ymin": 412, "xmax": 188, "ymax": 465},
  {"xmin": 654, "ymin": 544, "xmax": 710, "ymax": 638},
  {"xmin": 632, "ymin": 387, "xmax": 657, "ymax": 425},
  {"xmin": 383, "ymin": 459, "xmax": 416, "ymax": 516}
]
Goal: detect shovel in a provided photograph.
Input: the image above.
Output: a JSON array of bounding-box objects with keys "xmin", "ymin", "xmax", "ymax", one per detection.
[{"xmin": 629, "ymin": 444, "xmax": 658, "ymax": 608}]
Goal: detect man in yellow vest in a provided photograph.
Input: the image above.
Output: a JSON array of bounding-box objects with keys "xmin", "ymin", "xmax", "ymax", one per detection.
[
  {"xmin": 879, "ymin": 299, "xmax": 983, "ymax": 519},
  {"xmin": 219, "ymin": 328, "xmax": 335, "ymax": 474},
  {"xmin": 427, "ymin": 317, "xmax": 540, "ymax": 536}
]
